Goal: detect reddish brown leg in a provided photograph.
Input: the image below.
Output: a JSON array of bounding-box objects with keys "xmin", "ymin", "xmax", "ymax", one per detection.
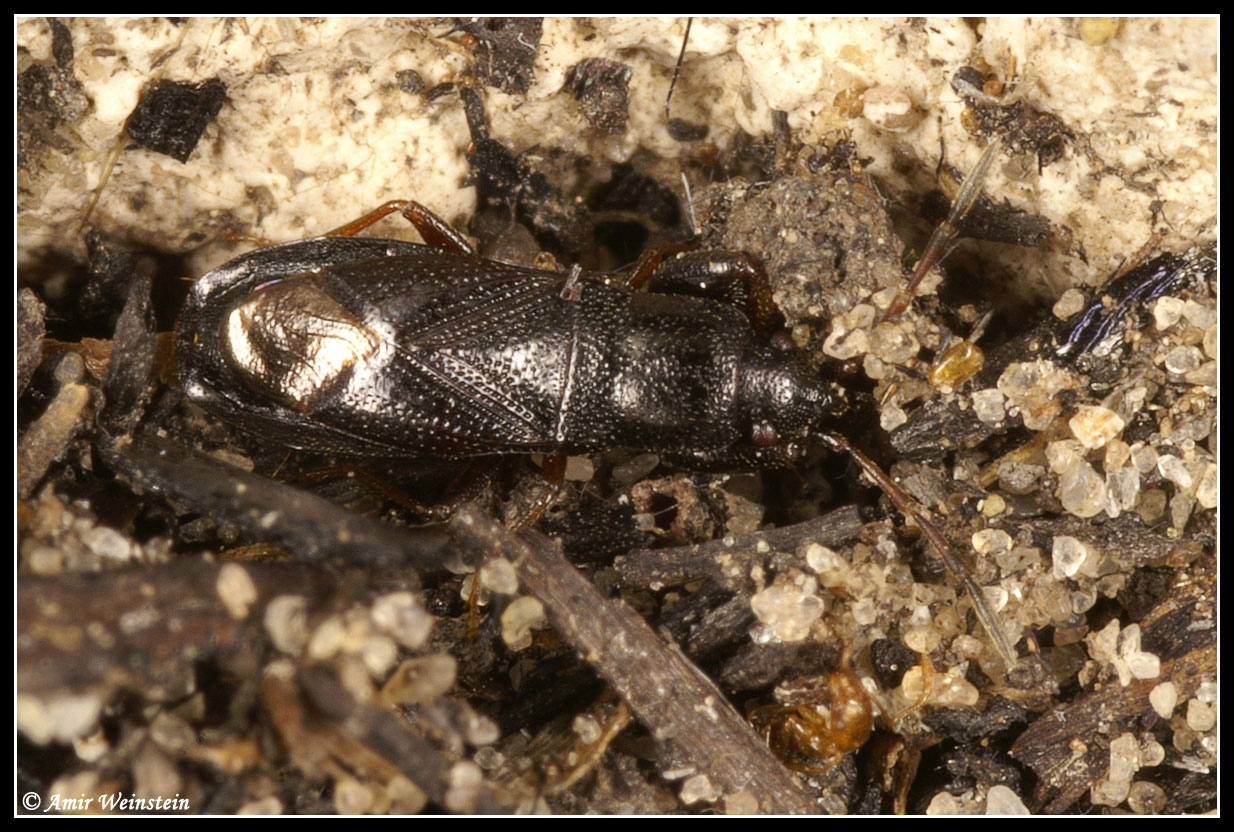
[
  {"xmin": 464, "ymin": 454, "xmax": 565, "ymax": 635},
  {"xmin": 281, "ymin": 459, "xmax": 495, "ymax": 522},
  {"xmin": 507, "ymin": 454, "xmax": 566, "ymax": 530},
  {"xmin": 889, "ymin": 651, "xmax": 935, "ymax": 724},
  {"xmin": 625, "ymin": 244, "xmax": 781, "ymax": 336},
  {"xmin": 623, "ymin": 242, "xmax": 699, "ymax": 290},
  {"xmin": 222, "ymin": 227, "xmax": 274, "ymax": 248},
  {"xmin": 465, "ymin": 569, "xmax": 486, "ymax": 637},
  {"xmin": 323, "ymin": 199, "xmax": 475, "ymax": 254}
]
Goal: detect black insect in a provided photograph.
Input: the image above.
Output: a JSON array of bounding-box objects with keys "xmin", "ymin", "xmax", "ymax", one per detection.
[
  {"xmin": 176, "ymin": 201, "xmax": 844, "ymax": 473},
  {"xmin": 179, "ymin": 166, "xmax": 1023, "ymax": 669}
]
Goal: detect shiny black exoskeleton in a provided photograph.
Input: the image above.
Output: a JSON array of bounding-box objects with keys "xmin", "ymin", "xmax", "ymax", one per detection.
[{"xmin": 176, "ymin": 202, "xmax": 842, "ymax": 470}]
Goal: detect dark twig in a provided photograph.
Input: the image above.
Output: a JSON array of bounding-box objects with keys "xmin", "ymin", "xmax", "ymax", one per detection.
[
  {"xmin": 450, "ymin": 507, "xmax": 820, "ymax": 814},
  {"xmin": 615, "ymin": 505, "xmax": 864, "ymax": 590},
  {"xmin": 294, "ymin": 664, "xmax": 508, "ymax": 813},
  {"xmin": 99, "ymin": 433, "xmax": 454, "ymax": 569},
  {"xmin": 1009, "ymin": 564, "xmax": 1216, "ymax": 812}
]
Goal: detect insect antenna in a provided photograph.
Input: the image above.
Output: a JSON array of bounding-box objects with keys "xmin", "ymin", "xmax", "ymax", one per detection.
[
  {"xmin": 816, "ymin": 431, "xmax": 1019, "ymax": 668},
  {"xmin": 883, "ymin": 136, "xmax": 1002, "ymax": 322}
]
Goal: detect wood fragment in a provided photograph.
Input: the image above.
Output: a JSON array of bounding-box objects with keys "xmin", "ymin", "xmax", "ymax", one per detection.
[
  {"xmin": 450, "ymin": 507, "xmax": 820, "ymax": 814},
  {"xmin": 615, "ymin": 504, "xmax": 863, "ymax": 590},
  {"xmin": 99, "ymin": 433, "xmax": 453, "ymax": 568},
  {"xmin": 1009, "ymin": 564, "xmax": 1216, "ymax": 813}
]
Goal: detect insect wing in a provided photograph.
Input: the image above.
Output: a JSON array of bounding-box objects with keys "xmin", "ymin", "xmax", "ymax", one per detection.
[{"xmin": 304, "ymin": 253, "xmax": 577, "ymax": 456}]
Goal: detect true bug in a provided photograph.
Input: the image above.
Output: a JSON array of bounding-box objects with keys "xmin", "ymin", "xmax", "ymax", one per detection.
[
  {"xmin": 176, "ymin": 159, "xmax": 1020, "ymax": 668},
  {"xmin": 176, "ymin": 200, "xmax": 845, "ymax": 474}
]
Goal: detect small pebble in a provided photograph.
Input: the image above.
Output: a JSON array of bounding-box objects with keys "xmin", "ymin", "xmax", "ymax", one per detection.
[
  {"xmin": 998, "ymin": 360, "xmax": 1076, "ymax": 430},
  {"xmin": 1130, "ymin": 442, "xmax": 1158, "ymax": 473},
  {"xmin": 1108, "ymin": 732, "xmax": 1140, "ymax": 782},
  {"xmin": 805, "ymin": 544, "xmax": 849, "ymax": 589},
  {"xmin": 679, "ymin": 774, "xmax": 720, "ymax": 805},
  {"xmin": 998, "ymin": 461, "xmax": 1044, "ymax": 494},
  {"xmin": 500, "ymin": 596, "xmax": 546, "ymax": 651},
  {"xmin": 573, "ymin": 714, "xmax": 602, "ymax": 744},
  {"xmin": 844, "ymin": 303, "xmax": 877, "ymax": 329},
  {"xmin": 1140, "ymin": 738, "xmax": 1166, "ymax": 768},
  {"xmin": 1152, "ymin": 296, "xmax": 1184, "ymax": 329},
  {"xmin": 370, "ymin": 592, "xmax": 434, "ymax": 649},
  {"xmin": 1059, "ymin": 460, "xmax": 1108, "ymax": 518},
  {"xmin": 869, "ymin": 322, "xmax": 919, "ymax": 363},
  {"xmin": 1164, "ymin": 345, "xmax": 1204, "ymax": 374},
  {"xmin": 1087, "ymin": 618, "xmax": 1121, "ymax": 663},
  {"xmin": 1069, "ymin": 405, "xmax": 1124, "ymax": 449},
  {"xmin": 1118, "ymin": 623, "xmax": 1161, "ymax": 681},
  {"xmin": 334, "ymin": 777, "xmax": 372, "ymax": 814},
  {"xmin": 926, "ymin": 791, "xmax": 960, "ymax": 815},
  {"xmin": 903, "ymin": 625, "xmax": 941, "ymax": 653},
  {"xmin": 972, "ymin": 528, "xmax": 1012, "ymax": 557},
  {"xmin": 381, "ymin": 654, "xmax": 458, "ymax": 705},
  {"xmin": 823, "ymin": 323, "xmax": 868, "ymax": 360},
  {"xmin": 932, "ymin": 674, "xmax": 979, "ymax": 707},
  {"xmin": 1185, "ymin": 699, "xmax": 1216, "ymax": 732},
  {"xmin": 1136, "ymin": 488, "xmax": 1168, "ymax": 524},
  {"xmin": 1184, "ymin": 360, "xmax": 1217, "ymax": 387},
  {"xmin": 879, "ymin": 400, "xmax": 908, "ymax": 431},
  {"xmin": 1105, "ymin": 466, "xmax": 1141, "ymax": 517},
  {"xmin": 306, "ymin": 615, "xmax": 346, "ymax": 660},
  {"xmin": 1091, "ymin": 778, "xmax": 1129, "ymax": 807},
  {"xmin": 1045, "ymin": 439, "xmax": 1085, "ymax": 473},
  {"xmin": 1126, "ymin": 780, "xmax": 1167, "ymax": 814},
  {"xmin": 361, "ymin": 634, "xmax": 397, "ymax": 678},
  {"xmin": 997, "ymin": 540, "xmax": 1036, "ymax": 572},
  {"xmin": 1149, "ymin": 682, "xmax": 1178, "ymax": 718},
  {"xmin": 217, "ymin": 562, "xmax": 259, "ymax": 620},
  {"xmin": 1201, "ymin": 324, "xmax": 1217, "ymax": 358},
  {"xmin": 750, "ymin": 581, "xmax": 824, "ymax": 642},
  {"xmin": 862, "ymin": 352, "xmax": 886, "ymax": 380},
  {"xmin": 82, "ymin": 526, "xmax": 133, "ymax": 562},
  {"xmin": 1126, "ymin": 651, "xmax": 1160, "ymax": 681},
  {"xmin": 972, "ymin": 388, "xmax": 1006, "ymax": 424},
  {"xmin": 265, "ymin": 595, "xmax": 309, "ymax": 655},
  {"xmin": 1181, "ymin": 298, "xmax": 1216, "ymax": 329},
  {"xmin": 479, "ymin": 558, "xmax": 519, "ymax": 595},
  {"xmin": 1174, "ymin": 488, "xmax": 1194, "ymax": 528},
  {"xmin": 1053, "ymin": 288, "xmax": 1087, "ymax": 320},
  {"xmin": 980, "ymin": 493, "xmax": 1006, "ymax": 517},
  {"xmin": 1072, "ymin": 587, "xmax": 1098, "ymax": 614},
  {"xmin": 1104, "ymin": 437, "xmax": 1131, "ymax": 469},
  {"xmin": 724, "ymin": 791, "xmax": 759, "ymax": 815},
  {"xmin": 444, "ymin": 761, "xmax": 484, "ymax": 813},
  {"xmin": 1157, "ymin": 454, "xmax": 1193, "ymax": 489},
  {"xmin": 984, "ymin": 784, "xmax": 1030, "ymax": 815}
]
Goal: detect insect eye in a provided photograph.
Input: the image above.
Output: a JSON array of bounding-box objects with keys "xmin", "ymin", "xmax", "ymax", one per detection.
[{"xmin": 769, "ymin": 330, "xmax": 796, "ymax": 352}]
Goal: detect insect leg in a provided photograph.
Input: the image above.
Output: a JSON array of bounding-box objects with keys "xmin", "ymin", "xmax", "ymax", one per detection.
[
  {"xmin": 508, "ymin": 454, "xmax": 565, "ymax": 530},
  {"xmin": 322, "ymin": 200, "xmax": 476, "ymax": 254},
  {"xmin": 627, "ymin": 248, "xmax": 780, "ymax": 335},
  {"xmin": 280, "ymin": 459, "xmax": 496, "ymax": 523}
]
